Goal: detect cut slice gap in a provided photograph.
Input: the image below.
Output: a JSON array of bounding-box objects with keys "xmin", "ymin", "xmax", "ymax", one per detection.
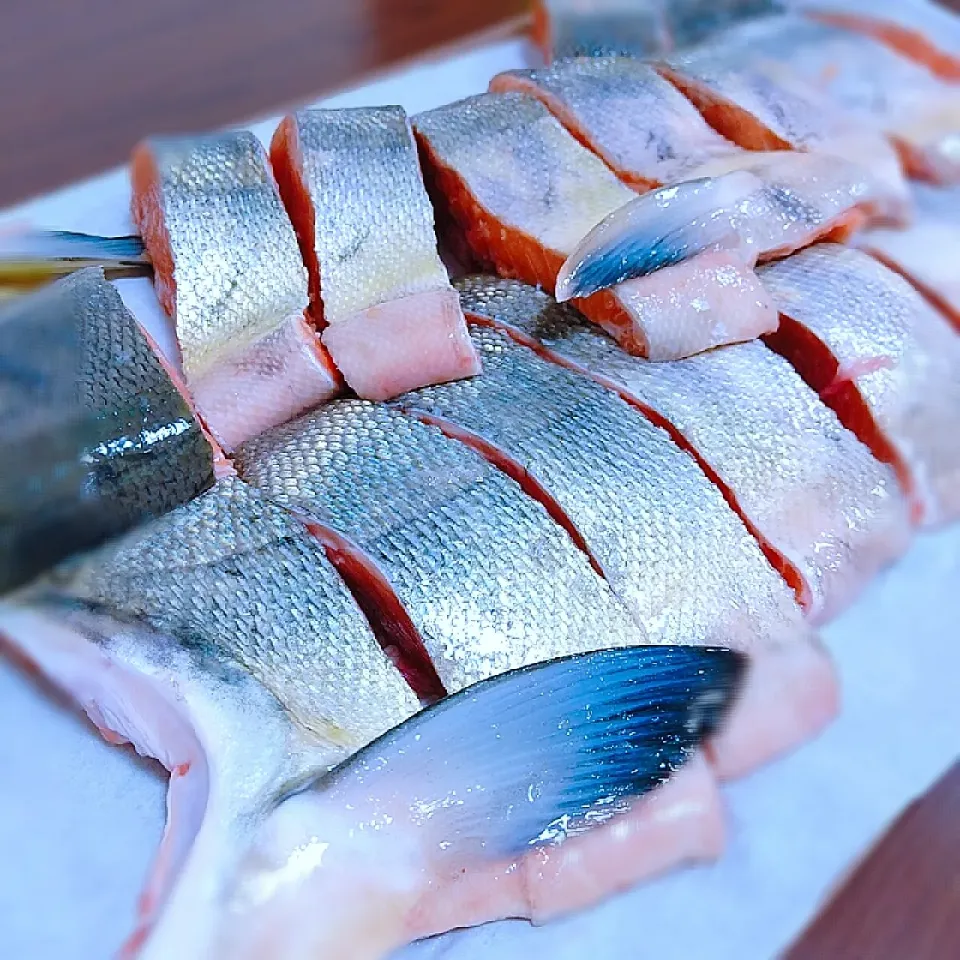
[
  {"xmin": 811, "ymin": 11, "xmax": 960, "ymax": 82},
  {"xmin": 270, "ymin": 117, "xmax": 323, "ymax": 326},
  {"xmin": 299, "ymin": 522, "xmax": 447, "ymax": 703},
  {"xmin": 404, "ymin": 411, "xmax": 605, "ymax": 579},
  {"xmin": 865, "ymin": 247, "xmax": 960, "ymax": 334},
  {"xmin": 763, "ymin": 315, "xmax": 920, "ymax": 522},
  {"xmin": 464, "ymin": 312, "xmax": 811, "ymax": 611}
]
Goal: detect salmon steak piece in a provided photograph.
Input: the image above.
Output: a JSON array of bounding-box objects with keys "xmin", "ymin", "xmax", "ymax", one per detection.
[
  {"xmin": 394, "ymin": 317, "xmax": 839, "ymax": 777},
  {"xmin": 808, "ymin": 1, "xmax": 960, "ymax": 81},
  {"xmin": 414, "ymin": 93, "xmax": 870, "ymax": 361},
  {"xmin": 859, "ymin": 183, "xmax": 960, "ymax": 332},
  {"xmin": 131, "ymin": 132, "xmax": 341, "ymax": 452},
  {"xmin": 455, "ymin": 275, "xmax": 912, "ymax": 624},
  {"xmin": 761, "ymin": 243, "xmax": 960, "ymax": 528},
  {"xmin": 667, "ymin": 14, "xmax": 960, "ymax": 185},
  {"xmin": 0, "ymin": 268, "xmax": 215, "ymax": 593},
  {"xmin": 530, "ymin": 0, "xmax": 782, "ymax": 61},
  {"xmin": 654, "ymin": 42, "xmax": 912, "ymax": 224},
  {"xmin": 490, "ymin": 57, "xmax": 743, "ymax": 190},
  {"xmin": 270, "ymin": 107, "xmax": 480, "ymax": 401}
]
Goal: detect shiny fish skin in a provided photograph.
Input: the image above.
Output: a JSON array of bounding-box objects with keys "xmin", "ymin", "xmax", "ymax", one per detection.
[
  {"xmin": 490, "ymin": 57, "xmax": 741, "ymax": 190},
  {"xmin": 235, "ymin": 400, "xmax": 644, "ymax": 693},
  {"xmin": 413, "ymin": 93, "xmax": 777, "ymax": 359},
  {"xmin": 63, "ymin": 475, "xmax": 418, "ymax": 745},
  {"xmin": 761, "ymin": 243, "xmax": 960, "ymax": 527},
  {"xmin": 396, "ymin": 322, "xmax": 806, "ymax": 646},
  {"xmin": 0, "ymin": 268, "xmax": 214, "ymax": 594},
  {"xmin": 677, "ymin": 14, "xmax": 960, "ymax": 184},
  {"xmin": 860, "ymin": 183, "xmax": 960, "ymax": 330},
  {"xmin": 272, "ymin": 107, "xmax": 453, "ymax": 326},
  {"xmin": 454, "ymin": 276, "xmax": 912, "ymax": 622},
  {"xmin": 656, "ymin": 44, "xmax": 912, "ymax": 223},
  {"xmin": 533, "ymin": 0, "xmax": 671, "ymax": 59},
  {"xmin": 131, "ymin": 132, "xmax": 340, "ymax": 450},
  {"xmin": 414, "ymin": 92, "xmax": 634, "ymax": 267},
  {"xmin": 269, "ymin": 107, "xmax": 480, "ymax": 401}
]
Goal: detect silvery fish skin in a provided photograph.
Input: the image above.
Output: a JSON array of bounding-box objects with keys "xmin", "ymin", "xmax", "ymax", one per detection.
[
  {"xmin": 675, "ymin": 14, "xmax": 960, "ymax": 184},
  {"xmin": 0, "ymin": 268, "xmax": 214, "ymax": 594},
  {"xmin": 273, "ymin": 107, "xmax": 454, "ymax": 326},
  {"xmin": 454, "ymin": 276, "xmax": 912, "ymax": 623},
  {"xmin": 860, "ymin": 182, "xmax": 960, "ymax": 329},
  {"xmin": 533, "ymin": 0, "xmax": 781, "ymax": 59},
  {"xmin": 414, "ymin": 92, "xmax": 635, "ymax": 266},
  {"xmin": 413, "ymin": 93, "xmax": 776, "ymax": 360},
  {"xmin": 396, "ymin": 322, "xmax": 803, "ymax": 648},
  {"xmin": 235, "ymin": 400, "xmax": 645, "ymax": 693},
  {"xmin": 490, "ymin": 57, "xmax": 741, "ymax": 189},
  {"xmin": 535, "ymin": 0, "xmax": 672, "ymax": 59},
  {"xmin": 63, "ymin": 475, "xmax": 419, "ymax": 745},
  {"xmin": 657, "ymin": 39, "xmax": 912, "ymax": 222},
  {"xmin": 131, "ymin": 132, "xmax": 340, "ymax": 450},
  {"xmin": 760, "ymin": 243, "xmax": 960, "ymax": 527},
  {"xmin": 270, "ymin": 107, "xmax": 480, "ymax": 401}
]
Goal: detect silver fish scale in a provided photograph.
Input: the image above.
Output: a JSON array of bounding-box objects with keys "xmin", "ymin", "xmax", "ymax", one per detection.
[
  {"xmin": 146, "ymin": 133, "xmax": 309, "ymax": 378},
  {"xmin": 543, "ymin": 0, "xmax": 670, "ymax": 58},
  {"xmin": 67, "ymin": 475, "xmax": 418, "ymax": 748},
  {"xmin": 291, "ymin": 107, "xmax": 450, "ymax": 323},
  {"xmin": 496, "ymin": 58, "xmax": 738, "ymax": 185},
  {"xmin": 668, "ymin": 15, "xmax": 955, "ymax": 138},
  {"xmin": 760, "ymin": 244, "xmax": 960, "ymax": 525},
  {"xmin": 454, "ymin": 276, "xmax": 911, "ymax": 619},
  {"xmin": 235, "ymin": 400, "xmax": 644, "ymax": 692},
  {"xmin": 413, "ymin": 92, "xmax": 634, "ymax": 256},
  {"xmin": 397, "ymin": 321, "xmax": 801, "ymax": 644},
  {"xmin": 0, "ymin": 269, "xmax": 214, "ymax": 592}
]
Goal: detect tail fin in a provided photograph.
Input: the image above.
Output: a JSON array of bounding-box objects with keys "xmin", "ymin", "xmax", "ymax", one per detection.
[{"xmin": 320, "ymin": 644, "xmax": 745, "ymax": 856}]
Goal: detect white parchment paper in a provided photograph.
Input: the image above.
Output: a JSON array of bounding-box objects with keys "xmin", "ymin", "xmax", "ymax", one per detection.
[{"xmin": 1, "ymin": 34, "xmax": 957, "ymax": 960}]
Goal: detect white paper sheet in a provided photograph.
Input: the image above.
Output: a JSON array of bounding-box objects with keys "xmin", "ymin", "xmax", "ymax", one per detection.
[{"xmin": 1, "ymin": 33, "xmax": 958, "ymax": 960}]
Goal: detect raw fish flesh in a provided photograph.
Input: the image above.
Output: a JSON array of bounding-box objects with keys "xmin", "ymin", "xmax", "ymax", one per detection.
[
  {"xmin": 270, "ymin": 107, "xmax": 480, "ymax": 400},
  {"xmin": 654, "ymin": 49, "xmax": 912, "ymax": 223},
  {"xmin": 0, "ymin": 575, "xmax": 742, "ymax": 959},
  {"xmin": 670, "ymin": 14, "xmax": 960, "ymax": 184},
  {"xmin": 0, "ymin": 268, "xmax": 215, "ymax": 593},
  {"xmin": 454, "ymin": 275, "xmax": 911, "ymax": 624},
  {"xmin": 761, "ymin": 243, "xmax": 960, "ymax": 527},
  {"xmin": 414, "ymin": 93, "xmax": 870, "ymax": 360},
  {"xmin": 490, "ymin": 58, "xmax": 741, "ymax": 189},
  {"xmin": 131, "ymin": 132, "xmax": 341, "ymax": 451}
]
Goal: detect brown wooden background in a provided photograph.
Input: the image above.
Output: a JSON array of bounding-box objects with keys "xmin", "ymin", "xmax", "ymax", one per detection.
[{"xmin": 1, "ymin": 0, "xmax": 958, "ymax": 955}]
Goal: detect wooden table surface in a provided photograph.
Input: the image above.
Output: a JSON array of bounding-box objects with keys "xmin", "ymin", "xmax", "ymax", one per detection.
[{"xmin": 2, "ymin": 1, "xmax": 958, "ymax": 955}]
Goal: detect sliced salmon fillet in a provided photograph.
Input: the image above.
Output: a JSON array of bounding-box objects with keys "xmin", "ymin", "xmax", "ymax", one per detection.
[
  {"xmin": 490, "ymin": 57, "xmax": 742, "ymax": 190},
  {"xmin": 531, "ymin": 0, "xmax": 671, "ymax": 61},
  {"xmin": 131, "ymin": 133, "xmax": 341, "ymax": 451},
  {"xmin": 455, "ymin": 275, "xmax": 911, "ymax": 624},
  {"xmin": 656, "ymin": 37, "xmax": 912, "ymax": 222},
  {"xmin": 859, "ymin": 183, "xmax": 960, "ymax": 332},
  {"xmin": 810, "ymin": 7, "xmax": 960, "ymax": 81},
  {"xmin": 396, "ymin": 320, "xmax": 839, "ymax": 777},
  {"xmin": 269, "ymin": 107, "xmax": 480, "ymax": 400},
  {"xmin": 667, "ymin": 14, "xmax": 960, "ymax": 185},
  {"xmin": 761, "ymin": 243, "xmax": 960, "ymax": 527},
  {"xmin": 414, "ymin": 92, "xmax": 839, "ymax": 360}
]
